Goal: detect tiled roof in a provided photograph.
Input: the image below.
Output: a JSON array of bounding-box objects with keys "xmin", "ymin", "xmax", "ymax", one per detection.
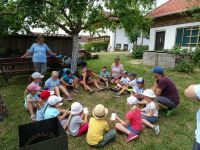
[{"xmin": 148, "ymin": 0, "xmax": 200, "ymax": 18}]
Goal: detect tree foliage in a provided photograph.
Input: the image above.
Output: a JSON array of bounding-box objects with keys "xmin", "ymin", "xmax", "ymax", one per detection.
[
  {"xmin": 0, "ymin": 0, "xmax": 24, "ymax": 36},
  {"xmin": 2, "ymin": 0, "xmax": 155, "ymax": 70}
]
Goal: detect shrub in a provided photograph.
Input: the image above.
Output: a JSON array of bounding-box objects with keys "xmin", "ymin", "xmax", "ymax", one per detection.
[
  {"xmin": 132, "ymin": 45, "xmax": 148, "ymax": 59},
  {"xmin": 83, "ymin": 41, "xmax": 109, "ymax": 52},
  {"xmin": 192, "ymin": 47, "xmax": 200, "ymax": 67},
  {"xmin": 171, "ymin": 45, "xmax": 191, "ymax": 56},
  {"xmin": 175, "ymin": 60, "xmax": 194, "ymax": 73}
]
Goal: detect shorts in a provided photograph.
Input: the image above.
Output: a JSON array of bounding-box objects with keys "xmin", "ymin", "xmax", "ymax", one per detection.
[
  {"xmin": 127, "ymin": 125, "xmax": 140, "ymax": 135},
  {"xmin": 142, "ymin": 114, "xmax": 158, "ymax": 123},
  {"xmin": 194, "ymin": 84, "xmax": 200, "ymax": 100}
]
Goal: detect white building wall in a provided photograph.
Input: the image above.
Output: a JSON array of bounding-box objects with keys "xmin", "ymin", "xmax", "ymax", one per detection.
[
  {"xmin": 149, "ymin": 22, "xmax": 200, "ymax": 51},
  {"xmin": 111, "ymin": 27, "xmax": 133, "ymax": 51}
]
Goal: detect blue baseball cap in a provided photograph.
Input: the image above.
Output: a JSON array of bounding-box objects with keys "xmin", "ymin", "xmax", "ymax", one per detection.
[{"xmin": 150, "ymin": 66, "xmax": 163, "ymax": 75}]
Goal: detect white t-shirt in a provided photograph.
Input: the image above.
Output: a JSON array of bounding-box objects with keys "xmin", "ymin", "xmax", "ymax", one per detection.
[
  {"xmin": 120, "ymin": 77, "xmax": 130, "ymax": 84},
  {"xmin": 111, "ymin": 63, "xmax": 124, "ymax": 78},
  {"xmin": 128, "ymin": 79, "xmax": 137, "ymax": 89},
  {"xmin": 144, "ymin": 101, "xmax": 158, "ymax": 117}
]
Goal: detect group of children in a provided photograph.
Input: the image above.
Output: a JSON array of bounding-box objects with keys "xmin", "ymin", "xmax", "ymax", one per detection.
[{"xmin": 23, "ymin": 65, "xmax": 160, "ymax": 148}]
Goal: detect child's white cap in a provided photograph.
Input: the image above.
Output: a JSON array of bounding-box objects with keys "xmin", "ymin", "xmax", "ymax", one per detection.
[
  {"xmin": 71, "ymin": 102, "xmax": 83, "ymax": 115},
  {"xmin": 48, "ymin": 95, "xmax": 63, "ymax": 106},
  {"xmin": 31, "ymin": 72, "xmax": 44, "ymax": 79},
  {"xmin": 127, "ymin": 96, "xmax": 138, "ymax": 105}
]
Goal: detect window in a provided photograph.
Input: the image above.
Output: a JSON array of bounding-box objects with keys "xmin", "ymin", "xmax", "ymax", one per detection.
[
  {"xmin": 123, "ymin": 44, "xmax": 128, "ymax": 50},
  {"xmin": 175, "ymin": 26, "xmax": 200, "ymax": 47},
  {"xmin": 115, "ymin": 44, "xmax": 121, "ymax": 49}
]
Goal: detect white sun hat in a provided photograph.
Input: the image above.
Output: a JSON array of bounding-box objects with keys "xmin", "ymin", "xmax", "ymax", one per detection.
[
  {"xmin": 71, "ymin": 102, "xmax": 83, "ymax": 115},
  {"xmin": 31, "ymin": 72, "xmax": 44, "ymax": 79},
  {"xmin": 48, "ymin": 95, "xmax": 62, "ymax": 106},
  {"xmin": 127, "ymin": 96, "xmax": 138, "ymax": 105},
  {"xmin": 141, "ymin": 89, "xmax": 156, "ymax": 98}
]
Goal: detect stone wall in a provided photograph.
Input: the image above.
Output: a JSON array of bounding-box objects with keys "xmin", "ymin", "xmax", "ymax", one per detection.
[{"xmin": 142, "ymin": 52, "xmax": 176, "ymax": 68}]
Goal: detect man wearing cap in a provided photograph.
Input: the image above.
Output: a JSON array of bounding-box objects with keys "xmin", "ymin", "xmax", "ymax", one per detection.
[{"xmin": 151, "ymin": 66, "xmax": 180, "ymax": 116}]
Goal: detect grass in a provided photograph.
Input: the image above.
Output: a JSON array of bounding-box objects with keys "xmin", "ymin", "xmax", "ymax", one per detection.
[{"xmin": 0, "ymin": 52, "xmax": 199, "ymax": 150}]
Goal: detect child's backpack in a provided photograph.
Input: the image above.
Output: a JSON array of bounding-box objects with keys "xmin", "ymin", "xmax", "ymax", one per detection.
[{"xmin": 0, "ymin": 95, "xmax": 8, "ymax": 122}]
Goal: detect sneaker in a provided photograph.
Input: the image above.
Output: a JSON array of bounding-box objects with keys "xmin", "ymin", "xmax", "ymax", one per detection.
[
  {"xmin": 66, "ymin": 96, "xmax": 73, "ymax": 101},
  {"xmin": 97, "ymin": 87, "xmax": 105, "ymax": 92},
  {"xmin": 126, "ymin": 133, "xmax": 139, "ymax": 142},
  {"xmin": 165, "ymin": 108, "xmax": 175, "ymax": 117},
  {"xmin": 109, "ymin": 88, "xmax": 119, "ymax": 92},
  {"xmin": 73, "ymin": 89, "xmax": 80, "ymax": 94},
  {"xmin": 89, "ymin": 90, "xmax": 95, "ymax": 94},
  {"xmin": 153, "ymin": 125, "xmax": 160, "ymax": 135},
  {"xmin": 113, "ymin": 93, "xmax": 121, "ymax": 98}
]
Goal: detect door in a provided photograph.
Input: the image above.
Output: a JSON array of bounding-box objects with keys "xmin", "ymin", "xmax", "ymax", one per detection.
[{"xmin": 155, "ymin": 31, "xmax": 165, "ymax": 51}]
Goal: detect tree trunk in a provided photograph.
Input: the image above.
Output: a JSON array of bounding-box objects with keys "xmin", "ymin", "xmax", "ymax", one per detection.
[{"xmin": 71, "ymin": 33, "xmax": 79, "ymax": 73}]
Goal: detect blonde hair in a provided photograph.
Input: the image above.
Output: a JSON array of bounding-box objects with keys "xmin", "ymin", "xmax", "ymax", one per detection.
[{"xmin": 51, "ymin": 71, "xmax": 59, "ymax": 78}]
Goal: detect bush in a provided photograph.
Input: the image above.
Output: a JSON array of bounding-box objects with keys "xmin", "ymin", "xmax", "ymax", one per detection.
[
  {"xmin": 192, "ymin": 47, "xmax": 200, "ymax": 67},
  {"xmin": 132, "ymin": 45, "xmax": 148, "ymax": 59},
  {"xmin": 171, "ymin": 45, "xmax": 191, "ymax": 56},
  {"xmin": 83, "ymin": 41, "xmax": 109, "ymax": 52},
  {"xmin": 175, "ymin": 60, "xmax": 194, "ymax": 73}
]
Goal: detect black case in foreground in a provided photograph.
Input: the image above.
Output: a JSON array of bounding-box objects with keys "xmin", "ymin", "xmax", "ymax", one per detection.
[{"xmin": 18, "ymin": 117, "xmax": 68, "ymax": 150}]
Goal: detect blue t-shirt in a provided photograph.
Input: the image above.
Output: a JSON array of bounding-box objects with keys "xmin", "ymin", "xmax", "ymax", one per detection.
[
  {"xmin": 29, "ymin": 43, "xmax": 50, "ymax": 63},
  {"xmin": 36, "ymin": 101, "xmax": 49, "ymax": 121},
  {"xmin": 196, "ymin": 109, "xmax": 200, "ymax": 143},
  {"xmin": 99, "ymin": 71, "xmax": 110, "ymax": 78},
  {"xmin": 44, "ymin": 106, "xmax": 60, "ymax": 119},
  {"xmin": 45, "ymin": 78, "xmax": 60, "ymax": 90},
  {"xmin": 63, "ymin": 75, "xmax": 76, "ymax": 84}
]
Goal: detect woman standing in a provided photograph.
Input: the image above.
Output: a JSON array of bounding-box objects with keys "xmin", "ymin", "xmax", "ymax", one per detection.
[
  {"xmin": 21, "ymin": 35, "xmax": 55, "ymax": 75},
  {"xmin": 110, "ymin": 57, "xmax": 124, "ymax": 84}
]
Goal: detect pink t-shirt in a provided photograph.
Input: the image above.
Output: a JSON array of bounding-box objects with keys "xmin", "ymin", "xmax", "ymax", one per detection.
[
  {"xmin": 125, "ymin": 107, "xmax": 142, "ymax": 131},
  {"xmin": 111, "ymin": 63, "xmax": 123, "ymax": 78}
]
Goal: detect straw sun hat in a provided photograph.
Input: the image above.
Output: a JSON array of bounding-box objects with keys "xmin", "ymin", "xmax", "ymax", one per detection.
[{"xmin": 92, "ymin": 104, "xmax": 108, "ymax": 119}]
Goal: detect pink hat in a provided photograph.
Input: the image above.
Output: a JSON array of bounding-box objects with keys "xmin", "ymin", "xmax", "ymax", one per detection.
[{"xmin": 27, "ymin": 84, "xmax": 41, "ymax": 92}]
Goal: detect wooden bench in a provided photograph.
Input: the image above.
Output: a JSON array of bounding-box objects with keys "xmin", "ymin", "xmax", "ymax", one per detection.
[{"xmin": 0, "ymin": 57, "xmax": 63, "ymax": 85}]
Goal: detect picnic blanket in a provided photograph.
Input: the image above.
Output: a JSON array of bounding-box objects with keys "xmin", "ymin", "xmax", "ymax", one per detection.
[{"xmin": 0, "ymin": 95, "xmax": 8, "ymax": 121}]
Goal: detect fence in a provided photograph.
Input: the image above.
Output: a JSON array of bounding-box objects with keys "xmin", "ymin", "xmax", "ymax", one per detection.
[{"xmin": 0, "ymin": 34, "xmax": 72, "ymax": 57}]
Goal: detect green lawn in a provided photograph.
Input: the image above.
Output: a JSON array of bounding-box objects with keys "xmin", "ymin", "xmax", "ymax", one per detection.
[{"xmin": 0, "ymin": 52, "xmax": 199, "ymax": 150}]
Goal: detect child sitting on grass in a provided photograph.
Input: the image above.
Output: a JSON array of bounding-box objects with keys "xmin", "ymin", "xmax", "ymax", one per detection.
[
  {"xmin": 44, "ymin": 95, "xmax": 70, "ymax": 129},
  {"xmin": 115, "ymin": 96, "xmax": 142, "ymax": 142},
  {"xmin": 111, "ymin": 70, "xmax": 130, "ymax": 92},
  {"xmin": 113, "ymin": 72, "xmax": 137, "ymax": 98},
  {"xmin": 131, "ymin": 77, "xmax": 145, "ymax": 101},
  {"xmin": 45, "ymin": 71, "xmax": 73, "ymax": 100},
  {"xmin": 60, "ymin": 69, "xmax": 79, "ymax": 93},
  {"xmin": 24, "ymin": 72, "xmax": 44, "ymax": 98},
  {"xmin": 24, "ymin": 84, "xmax": 41, "ymax": 121},
  {"xmin": 87, "ymin": 104, "xmax": 116, "ymax": 148},
  {"xmin": 140, "ymin": 89, "xmax": 160, "ymax": 135},
  {"xmin": 65, "ymin": 102, "xmax": 88, "ymax": 137},
  {"xmin": 36, "ymin": 90, "xmax": 51, "ymax": 121},
  {"xmin": 99, "ymin": 66, "xmax": 110, "ymax": 88}
]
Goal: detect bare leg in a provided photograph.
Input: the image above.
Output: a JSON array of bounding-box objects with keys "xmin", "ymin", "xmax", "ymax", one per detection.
[
  {"xmin": 115, "ymin": 123, "xmax": 130, "ymax": 135},
  {"xmin": 142, "ymin": 119, "xmax": 154, "ymax": 129},
  {"xmin": 54, "ymin": 86, "xmax": 61, "ymax": 97},
  {"xmin": 80, "ymin": 81, "xmax": 92, "ymax": 91},
  {"xmin": 28, "ymin": 102, "xmax": 34, "ymax": 117},
  {"xmin": 59, "ymin": 85, "xmax": 70, "ymax": 97},
  {"xmin": 105, "ymin": 81, "xmax": 109, "ymax": 88}
]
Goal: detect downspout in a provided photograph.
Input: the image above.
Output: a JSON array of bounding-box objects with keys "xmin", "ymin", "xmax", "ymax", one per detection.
[{"xmin": 114, "ymin": 29, "xmax": 116, "ymax": 51}]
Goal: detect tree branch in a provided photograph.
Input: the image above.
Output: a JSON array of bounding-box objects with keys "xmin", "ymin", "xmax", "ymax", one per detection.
[{"xmin": 54, "ymin": 21, "xmax": 72, "ymax": 35}]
